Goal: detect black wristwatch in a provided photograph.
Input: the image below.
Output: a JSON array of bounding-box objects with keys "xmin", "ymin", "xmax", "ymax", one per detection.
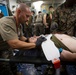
[{"xmin": 25, "ymin": 38, "xmax": 29, "ymax": 42}]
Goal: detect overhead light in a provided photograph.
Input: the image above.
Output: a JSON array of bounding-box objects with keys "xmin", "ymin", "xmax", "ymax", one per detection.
[{"xmin": 32, "ymin": 1, "xmax": 44, "ymax": 14}]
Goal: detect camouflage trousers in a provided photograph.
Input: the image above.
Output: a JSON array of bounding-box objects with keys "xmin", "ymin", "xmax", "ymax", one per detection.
[
  {"xmin": 0, "ymin": 49, "xmax": 17, "ymax": 75},
  {"xmin": 33, "ymin": 23, "xmax": 45, "ymax": 36}
]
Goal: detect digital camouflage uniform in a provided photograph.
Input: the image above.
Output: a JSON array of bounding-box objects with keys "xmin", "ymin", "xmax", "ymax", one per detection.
[
  {"xmin": 33, "ymin": 13, "xmax": 45, "ymax": 36},
  {"xmin": 22, "ymin": 23, "xmax": 33, "ymax": 38},
  {"xmin": 51, "ymin": 2, "xmax": 76, "ymax": 75},
  {"xmin": 51, "ymin": 2, "xmax": 76, "ymax": 36}
]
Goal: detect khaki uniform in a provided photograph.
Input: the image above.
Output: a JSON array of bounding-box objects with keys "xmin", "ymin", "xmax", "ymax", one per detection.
[
  {"xmin": 51, "ymin": 3, "xmax": 76, "ymax": 36},
  {"xmin": 0, "ymin": 16, "xmax": 23, "ymax": 50},
  {"xmin": 0, "ymin": 16, "xmax": 23, "ymax": 75}
]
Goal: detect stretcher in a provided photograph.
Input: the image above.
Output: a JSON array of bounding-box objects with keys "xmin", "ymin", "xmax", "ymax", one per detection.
[
  {"xmin": 0, "ymin": 55, "xmax": 52, "ymax": 64},
  {"xmin": 0, "ymin": 34, "xmax": 75, "ymax": 75},
  {"xmin": 0, "ymin": 55, "xmax": 75, "ymax": 64},
  {"xmin": 0, "ymin": 50, "xmax": 75, "ymax": 75},
  {"xmin": 0, "ymin": 34, "xmax": 75, "ymax": 65},
  {"xmin": 0, "ymin": 53, "xmax": 75, "ymax": 75}
]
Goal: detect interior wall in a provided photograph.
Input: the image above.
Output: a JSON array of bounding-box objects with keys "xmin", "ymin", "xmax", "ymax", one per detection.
[
  {"xmin": 31, "ymin": 0, "xmax": 65, "ymax": 14},
  {"xmin": 8, "ymin": 0, "xmax": 66, "ymax": 15},
  {"xmin": 0, "ymin": 0, "xmax": 7, "ymax": 5},
  {"xmin": 8, "ymin": 0, "xmax": 17, "ymax": 14}
]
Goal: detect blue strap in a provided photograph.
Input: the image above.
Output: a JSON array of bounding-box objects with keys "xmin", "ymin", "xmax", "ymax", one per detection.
[{"xmin": 59, "ymin": 48, "xmax": 63, "ymax": 53}]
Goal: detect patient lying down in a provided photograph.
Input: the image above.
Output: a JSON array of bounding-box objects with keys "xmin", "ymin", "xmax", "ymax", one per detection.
[
  {"xmin": 29, "ymin": 34, "xmax": 76, "ymax": 62},
  {"xmin": 51, "ymin": 34, "xmax": 76, "ymax": 62}
]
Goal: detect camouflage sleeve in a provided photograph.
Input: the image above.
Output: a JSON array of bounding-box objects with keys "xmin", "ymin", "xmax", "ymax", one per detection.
[{"xmin": 50, "ymin": 8, "xmax": 59, "ymax": 33}]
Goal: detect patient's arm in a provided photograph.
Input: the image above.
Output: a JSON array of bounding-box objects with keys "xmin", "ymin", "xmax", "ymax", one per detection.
[{"xmin": 60, "ymin": 50, "xmax": 76, "ymax": 62}]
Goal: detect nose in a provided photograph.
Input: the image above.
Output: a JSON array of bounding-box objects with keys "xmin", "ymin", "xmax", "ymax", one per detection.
[{"xmin": 26, "ymin": 17, "xmax": 29, "ymax": 21}]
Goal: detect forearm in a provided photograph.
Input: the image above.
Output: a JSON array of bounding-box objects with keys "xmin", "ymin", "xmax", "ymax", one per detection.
[
  {"xmin": 17, "ymin": 41, "xmax": 36, "ymax": 50},
  {"xmin": 7, "ymin": 36, "xmax": 46, "ymax": 50},
  {"xmin": 43, "ymin": 15, "xmax": 47, "ymax": 26},
  {"xmin": 43, "ymin": 20, "xmax": 47, "ymax": 26},
  {"xmin": 19, "ymin": 36, "xmax": 27, "ymax": 41},
  {"xmin": 50, "ymin": 14, "xmax": 52, "ymax": 20},
  {"xmin": 60, "ymin": 50, "xmax": 76, "ymax": 62},
  {"xmin": 7, "ymin": 39, "xmax": 36, "ymax": 50}
]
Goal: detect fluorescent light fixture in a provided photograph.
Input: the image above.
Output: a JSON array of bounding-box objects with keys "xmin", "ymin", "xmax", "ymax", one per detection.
[{"xmin": 32, "ymin": 1, "xmax": 44, "ymax": 14}]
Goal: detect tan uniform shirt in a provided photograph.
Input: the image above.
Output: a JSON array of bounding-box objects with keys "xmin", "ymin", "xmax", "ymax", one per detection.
[{"xmin": 0, "ymin": 16, "xmax": 23, "ymax": 50}]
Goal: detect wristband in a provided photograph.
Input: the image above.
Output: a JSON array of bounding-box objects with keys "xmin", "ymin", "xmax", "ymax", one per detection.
[{"xmin": 59, "ymin": 48, "xmax": 63, "ymax": 53}]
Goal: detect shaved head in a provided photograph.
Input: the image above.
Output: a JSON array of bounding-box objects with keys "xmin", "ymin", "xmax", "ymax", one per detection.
[
  {"xmin": 17, "ymin": 3, "xmax": 31, "ymax": 12},
  {"xmin": 15, "ymin": 3, "xmax": 31, "ymax": 25}
]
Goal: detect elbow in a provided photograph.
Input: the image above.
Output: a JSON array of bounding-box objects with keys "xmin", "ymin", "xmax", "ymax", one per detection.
[
  {"xmin": 10, "ymin": 43, "xmax": 19, "ymax": 49},
  {"xmin": 7, "ymin": 40, "xmax": 21, "ymax": 49}
]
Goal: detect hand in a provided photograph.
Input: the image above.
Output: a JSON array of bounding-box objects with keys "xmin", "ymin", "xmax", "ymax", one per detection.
[{"xmin": 35, "ymin": 36, "xmax": 47, "ymax": 47}]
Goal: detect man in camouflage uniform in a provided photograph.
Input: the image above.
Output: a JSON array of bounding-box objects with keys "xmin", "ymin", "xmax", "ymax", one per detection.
[
  {"xmin": 50, "ymin": 0, "xmax": 76, "ymax": 75},
  {"xmin": 33, "ymin": 11, "xmax": 45, "ymax": 36},
  {"xmin": 51, "ymin": 0, "xmax": 76, "ymax": 36}
]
